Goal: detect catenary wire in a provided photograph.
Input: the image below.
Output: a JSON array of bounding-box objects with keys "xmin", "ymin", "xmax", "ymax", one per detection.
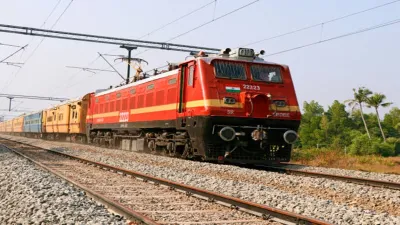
[
  {"xmin": 241, "ymin": 0, "xmax": 400, "ymax": 47},
  {"xmin": 56, "ymin": 1, "xmax": 221, "ymax": 93},
  {"xmin": 263, "ymin": 18, "xmax": 400, "ymax": 57},
  {"xmin": 0, "ymin": 0, "xmax": 69, "ymax": 93},
  {"xmin": 0, "ymin": 43, "xmax": 24, "ymax": 48},
  {"xmin": 2, "ymin": 0, "xmax": 74, "ymax": 112},
  {"xmin": 133, "ymin": 0, "xmax": 261, "ymax": 57},
  {"xmin": 137, "ymin": 0, "xmax": 216, "ymax": 40},
  {"xmin": 0, "ymin": 45, "xmax": 27, "ymax": 63}
]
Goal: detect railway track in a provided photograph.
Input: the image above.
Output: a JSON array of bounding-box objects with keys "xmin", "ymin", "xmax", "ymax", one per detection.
[
  {"xmin": 3, "ymin": 134, "xmax": 399, "ymax": 191},
  {"xmin": 0, "ymin": 138, "xmax": 331, "ymax": 225},
  {"xmin": 261, "ymin": 163, "xmax": 400, "ymax": 191}
]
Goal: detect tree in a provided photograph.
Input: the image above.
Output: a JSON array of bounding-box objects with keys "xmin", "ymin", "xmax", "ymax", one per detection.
[
  {"xmin": 326, "ymin": 100, "xmax": 353, "ymax": 147},
  {"xmin": 383, "ymin": 107, "xmax": 400, "ymax": 135},
  {"xmin": 366, "ymin": 93, "xmax": 393, "ymax": 142},
  {"xmin": 345, "ymin": 87, "xmax": 372, "ymax": 139},
  {"xmin": 298, "ymin": 101, "xmax": 325, "ymax": 148}
]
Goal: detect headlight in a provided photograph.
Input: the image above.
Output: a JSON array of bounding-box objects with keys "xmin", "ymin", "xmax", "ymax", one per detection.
[
  {"xmin": 223, "ymin": 97, "xmax": 236, "ymax": 105},
  {"xmin": 273, "ymin": 100, "xmax": 287, "ymax": 107},
  {"xmin": 283, "ymin": 130, "xmax": 298, "ymax": 144},
  {"xmin": 219, "ymin": 126, "xmax": 236, "ymax": 142}
]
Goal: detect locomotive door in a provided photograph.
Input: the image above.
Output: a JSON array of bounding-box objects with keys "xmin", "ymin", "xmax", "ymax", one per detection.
[{"xmin": 177, "ymin": 61, "xmax": 195, "ymax": 127}]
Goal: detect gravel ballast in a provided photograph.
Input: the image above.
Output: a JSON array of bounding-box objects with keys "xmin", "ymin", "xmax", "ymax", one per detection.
[
  {"xmin": 0, "ymin": 144, "xmax": 126, "ymax": 224},
  {"xmin": 285, "ymin": 164, "xmax": 400, "ymax": 183},
  {"xmin": 2, "ymin": 135, "xmax": 400, "ymax": 224}
]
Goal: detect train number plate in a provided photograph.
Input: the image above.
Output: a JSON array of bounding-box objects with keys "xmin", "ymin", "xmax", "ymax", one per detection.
[
  {"xmin": 242, "ymin": 84, "xmax": 260, "ymax": 90},
  {"xmin": 119, "ymin": 112, "xmax": 129, "ymax": 122},
  {"xmin": 272, "ymin": 112, "xmax": 290, "ymax": 118}
]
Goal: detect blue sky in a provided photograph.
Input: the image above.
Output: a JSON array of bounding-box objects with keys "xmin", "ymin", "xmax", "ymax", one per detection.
[{"xmin": 0, "ymin": 0, "xmax": 399, "ymax": 119}]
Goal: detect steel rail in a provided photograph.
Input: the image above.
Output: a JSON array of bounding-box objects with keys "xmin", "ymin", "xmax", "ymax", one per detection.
[
  {"xmin": 266, "ymin": 164, "xmax": 400, "ymax": 191},
  {"xmin": 0, "ymin": 142, "xmax": 158, "ymax": 225},
  {"xmin": 0, "ymin": 138, "xmax": 331, "ymax": 225}
]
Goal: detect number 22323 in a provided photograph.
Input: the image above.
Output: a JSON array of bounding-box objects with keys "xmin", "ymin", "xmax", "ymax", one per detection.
[{"xmin": 242, "ymin": 84, "xmax": 260, "ymax": 90}]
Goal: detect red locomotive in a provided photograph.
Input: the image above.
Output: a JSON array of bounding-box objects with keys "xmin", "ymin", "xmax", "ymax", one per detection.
[
  {"xmin": 87, "ymin": 48, "xmax": 301, "ymax": 164},
  {"xmin": 0, "ymin": 47, "xmax": 300, "ymax": 164}
]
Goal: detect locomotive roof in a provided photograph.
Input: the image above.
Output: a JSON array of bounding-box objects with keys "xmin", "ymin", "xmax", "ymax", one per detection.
[
  {"xmin": 198, "ymin": 55, "xmax": 288, "ymax": 68},
  {"xmin": 95, "ymin": 69, "xmax": 179, "ymax": 97},
  {"xmin": 94, "ymin": 55, "xmax": 288, "ymax": 98}
]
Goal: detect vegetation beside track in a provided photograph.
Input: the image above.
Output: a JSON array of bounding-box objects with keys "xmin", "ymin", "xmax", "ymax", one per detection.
[
  {"xmin": 295, "ymin": 87, "xmax": 400, "ymax": 156},
  {"xmin": 291, "ymin": 148, "xmax": 400, "ymax": 174},
  {"xmin": 292, "ymin": 87, "xmax": 400, "ymax": 174}
]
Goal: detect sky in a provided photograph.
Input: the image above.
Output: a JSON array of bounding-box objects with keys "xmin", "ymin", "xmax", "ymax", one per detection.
[{"xmin": 0, "ymin": 0, "xmax": 399, "ymax": 120}]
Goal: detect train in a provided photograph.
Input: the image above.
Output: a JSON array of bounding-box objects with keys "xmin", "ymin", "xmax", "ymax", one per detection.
[{"xmin": 0, "ymin": 47, "xmax": 301, "ymax": 165}]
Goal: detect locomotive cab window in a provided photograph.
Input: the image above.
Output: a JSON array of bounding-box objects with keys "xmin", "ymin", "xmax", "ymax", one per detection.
[
  {"xmin": 213, "ymin": 61, "xmax": 246, "ymax": 80},
  {"xmin": 250, "ymin": 65, "xmax": 283, "ymax": 83}
]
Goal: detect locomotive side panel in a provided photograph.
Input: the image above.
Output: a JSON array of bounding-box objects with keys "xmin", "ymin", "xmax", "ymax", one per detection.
[{"xmin": 89, "ymin": 70, "xmax": 181, "ymax": 131}]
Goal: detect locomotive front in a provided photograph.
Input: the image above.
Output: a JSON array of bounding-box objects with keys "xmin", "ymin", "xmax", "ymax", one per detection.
[{"xmin": 188, "ymin": 48, "xmax": 301, "ymax": 165}]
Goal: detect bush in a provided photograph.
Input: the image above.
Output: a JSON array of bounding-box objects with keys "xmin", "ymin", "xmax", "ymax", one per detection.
[
  {"xmin": 386, "ymin": 137, "xmax": 400, "ymax": 155},
  {"xmin": 348, "ymin": 134, "xmax": 378, "ymax": 155},
  {"xmin": 373, "ymin": 142, "xmax": 395, "ymax": 157},
  {"xmin": 349, "ymin": 134, "xmax": 396, "ymax": 157}
]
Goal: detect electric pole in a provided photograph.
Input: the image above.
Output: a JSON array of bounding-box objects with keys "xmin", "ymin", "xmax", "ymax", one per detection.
[
  {"xmin": 120, "ymin": 45, "xmax": 137, "ymax": 84},
  {"xmin": 7, "ymin": 97, "xmax": 13, "ymax": 111}
]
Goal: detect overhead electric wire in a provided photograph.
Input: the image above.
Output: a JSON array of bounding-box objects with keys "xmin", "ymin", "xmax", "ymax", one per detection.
[
  {"xmin": 39, "ymin": 0, "xmax": 63, "ymax": 28},
  {"xmin": 0, "ymin": 45, "xmax": 28, "ymax": 63},
  {"xmin": 82, "ymin": 0, "xmax": 219, "ymax": 66},
  {"xmin": 1, "ymin": 0, "xmax": 73, "ymax": 113},
  {"xmin": 241, "ymin": 0, "xmax": 400, "ymax": 47},
  {"xmin": 0, "ymin": 43, "xmax": 23, "ymax": 48},
  {"xmin": 137, "ymin": 0, "xmax": 216, "ymax": 40},
  {"xmin": 263, "ymin": 18, "xmax": 400, "ymax": 57},
  {"xmin": 169, "ymin": 0, "xmax": 259, "ymax": 42},
  {"xmin": 1, "ymin": 0, "xmax": 62, "ymax": 81},
  {"xmin": 133, "ymin": 0, "xmax": 261, "ymax": 58},
  {"xmin": 0, "ymin": 0, "xmax": 71, "ymax": 93},
  {"xmin": 16, "ymin": 0, "xmax": 74, "ymax": 67},
  {"xmin": 56, "ymin": 1, "xmax": 221, "ymax": 93}
]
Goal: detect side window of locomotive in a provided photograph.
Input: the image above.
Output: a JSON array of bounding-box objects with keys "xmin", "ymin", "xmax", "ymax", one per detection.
[
  {"xmin": 250, "ymin": 65, "xmax": 283, "ymax": 83},
  {"xmin": 188, "ymin": 66, "xmax": 194, "ymax": 86},
  {"xmin": 168, "ymin": 78, "xmax": 176, "ymax": 85},
  {"xmin": 214, "ymin": 61, "xmax": 246, "ymax": 80}
]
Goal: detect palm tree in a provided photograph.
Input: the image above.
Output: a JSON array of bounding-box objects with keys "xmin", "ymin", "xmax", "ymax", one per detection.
[
  {"xmin": 366, "ymin": 93, "xmax": 393, "ymax": 142},
  {"xmin": 345, "ymin": 87, "xmax": 372, "ymax": 139}
]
